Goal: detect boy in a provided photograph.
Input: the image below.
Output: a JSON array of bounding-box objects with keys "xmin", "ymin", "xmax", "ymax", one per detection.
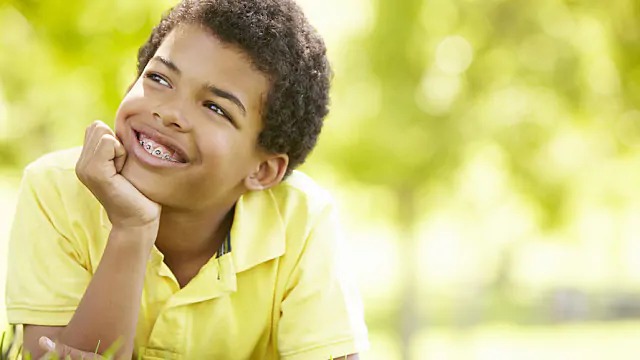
[{"xmin": 5, "ymin": 0, "xmax": 369, "ymax": 359}]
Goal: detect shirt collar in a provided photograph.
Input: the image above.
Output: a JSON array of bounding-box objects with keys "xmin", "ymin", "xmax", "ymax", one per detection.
[
  {"xmin": 230, "ymin": 188, "xmax": 286, "ymax": 273},
  {"xmin": 99, "ymin": 188, "xmax": 286, "ymax": 273}
]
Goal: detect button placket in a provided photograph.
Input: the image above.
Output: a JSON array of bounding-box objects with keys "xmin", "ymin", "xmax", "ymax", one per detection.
[{"xmin": 144, "ymin": 307, "xmax": 186, "ymax": 359}]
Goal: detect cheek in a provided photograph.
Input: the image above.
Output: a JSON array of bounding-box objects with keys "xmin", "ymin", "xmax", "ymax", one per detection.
[
  {"xmin": 116, "ymin": 79, "xmax": 146, "ymax": 114},
  {"xmin": 199, "ymin": 134, "xmax": 255, "ymax": 175},
  {"xmin": 197, "ymin": 123, "xmax": 234, "ymax": 153},
  {"xmin": 114, "ymin": 86, "xmax": 147, "ymax": 129},
  {"xmin": 200, "ymin": 139, "xmax": 235, "ymax": 169}
]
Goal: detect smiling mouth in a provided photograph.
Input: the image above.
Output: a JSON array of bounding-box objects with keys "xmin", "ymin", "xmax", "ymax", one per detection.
[{"xmin": 134, "ymin": 131, "xmax": 187, "ymax": 163}]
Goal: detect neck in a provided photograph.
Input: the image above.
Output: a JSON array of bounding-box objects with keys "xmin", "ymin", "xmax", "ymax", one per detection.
[{"xmin": 155, "ymin": 203, "xmax": 235, "ymax": 264}]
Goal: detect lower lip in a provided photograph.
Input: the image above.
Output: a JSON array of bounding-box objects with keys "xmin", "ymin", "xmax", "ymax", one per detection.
[{"xmin": 130, "ymin": 129, "xmax": 188, "ymax": 168}]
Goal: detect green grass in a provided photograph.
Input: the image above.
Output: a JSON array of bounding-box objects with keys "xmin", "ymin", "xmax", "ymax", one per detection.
[{"xmin": 0, "ymin": 328, "xmax": 122, "ymax": 360}]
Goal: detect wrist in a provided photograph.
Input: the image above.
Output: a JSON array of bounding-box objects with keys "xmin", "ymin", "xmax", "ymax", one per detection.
[
  {"xmin": 108, "ymin": 222, "xmax": 159, "ymax": 254},
  {"xmin": 108, "ymin": 213, "xmax": 161, "ymax": 229}
]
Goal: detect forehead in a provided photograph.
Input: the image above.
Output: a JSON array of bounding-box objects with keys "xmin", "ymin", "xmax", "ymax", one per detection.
[{"xmin": 152, "ymin": 24, "xmax": 270, "ymax": 108}]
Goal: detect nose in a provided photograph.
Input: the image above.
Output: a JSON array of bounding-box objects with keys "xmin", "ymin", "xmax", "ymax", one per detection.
[{"xmin": 153, "ymin": 101, "xmax": 192, "ymax": 132}]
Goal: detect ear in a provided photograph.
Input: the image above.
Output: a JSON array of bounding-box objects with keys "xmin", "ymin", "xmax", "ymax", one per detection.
[{"xmin": 244, "ymin": 154, "xmax": 289, "ymax": 191}]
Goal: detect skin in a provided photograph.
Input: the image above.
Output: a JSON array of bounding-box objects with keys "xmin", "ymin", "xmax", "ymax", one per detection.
[
  {"xmin": 22, "ymin": 24, "xmax": 358, "ymax": 360},
  {"xmin": 112, "ymin": 23, "xmax": 287, "ymax": 286}
]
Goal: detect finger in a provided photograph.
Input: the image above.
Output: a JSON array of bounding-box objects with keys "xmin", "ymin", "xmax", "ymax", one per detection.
[
  {"xmin": 76, "ymin": 120, "xmax": 113, "ymax": 181},
  {"xmin": 38, "ymin": 336, "xmax": 71, "ymax": 359},
  {"xmin": 83, "ymin": 120, "xmax": 102, "ymax": 154},
  {"xmin": 79, "ymin": 121, "xmax": 112, "ymax": 172},
  {"xmin": 86, "ymin": 121, "xmax": 114, "ymax": 156},
  {"xmin": 83, "ymin": 120, "xmax": 96, "ymax": 147},
  {"xmin": 113, "ymin": 134, "xmax": 127, "ymax": 173},
  {"xmin": 38, "ymin": 336, "xmax": 55, "ymax": 356},
  {"xmin": 78, "ymin": 121, "xmax": 99, "ymax": 168},
  {"xmin": 38, "ymin": 336, "xmax": 103, "ymax": 360},
  {"xmin": 94, "ymin": 134, "xmax": 132, "ymax": 181},
  {"xmin": 93, "ymin": 133, "xmax": 122, "ymax": 161}
]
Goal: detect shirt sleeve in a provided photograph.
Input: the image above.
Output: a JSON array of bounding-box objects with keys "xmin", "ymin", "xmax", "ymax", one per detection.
[
  {"xmin": 278, "ymin": 203, "xmax": 369, "ymax": 360},
  {"xmin": 5, "ymin": 165, "xmax": 92, "ymax": 326}
]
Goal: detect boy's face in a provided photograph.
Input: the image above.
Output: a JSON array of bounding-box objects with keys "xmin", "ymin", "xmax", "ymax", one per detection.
[{"xmin": 114, "ymin": 24, "xmax": 272, "ymax": 210}]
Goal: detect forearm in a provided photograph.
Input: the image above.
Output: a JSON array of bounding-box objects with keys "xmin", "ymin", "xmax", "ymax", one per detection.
[{"xmin": 57, "ymin": 223, "xmax": 157, "ymax": 358}]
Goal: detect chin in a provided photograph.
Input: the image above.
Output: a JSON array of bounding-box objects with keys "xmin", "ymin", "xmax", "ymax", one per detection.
[{"xmin": 120, "ymin": 162, "xmax": 170, "ymax": 205}]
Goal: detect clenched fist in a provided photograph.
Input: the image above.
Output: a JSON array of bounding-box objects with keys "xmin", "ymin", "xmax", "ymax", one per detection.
[{"xmin": 76, "ymin": 120, "xmax": 161, "ymax": 230}]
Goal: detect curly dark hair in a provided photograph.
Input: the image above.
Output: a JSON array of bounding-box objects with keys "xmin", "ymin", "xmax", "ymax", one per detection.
[{"xmin": 136, "ymin": 0, "xmax": 331, "ymax": 176}]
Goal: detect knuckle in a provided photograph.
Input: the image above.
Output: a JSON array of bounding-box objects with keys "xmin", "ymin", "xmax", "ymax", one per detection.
[
  {"xmin": 89, "ymin": 120, "xmax": 101, "ymax": 130},
  {"xmin": 97, "ymin": 134, "xmax": 115, "ymax": 147},
  {"xmin": 75, "ymin": 163, "xmax": 85, "ymax": 176},
  {"xmin": 75, "ymin": 170, "xmax": 89, "ymax": 184},
  {"xmin": 96, "ymin": 122, "xmax": 111, "ymax": 131},
  {"xmin": 58, "ymin": 343, "xmax": 72, "ymax": 357},
  {"xmin": 75, "ymin": 163, "xmax": 97, "ymax": 183}
]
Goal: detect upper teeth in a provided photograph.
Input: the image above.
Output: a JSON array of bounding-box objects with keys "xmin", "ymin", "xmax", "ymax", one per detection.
[{"xmin": 139, "ymin": 139, "xmax": 179, "ymax": 162}]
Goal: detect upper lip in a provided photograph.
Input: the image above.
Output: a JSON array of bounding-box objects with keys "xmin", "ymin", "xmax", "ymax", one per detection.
[{"xmin": 132, "ymin": 125, "xmax": 190, "ymax": 163}]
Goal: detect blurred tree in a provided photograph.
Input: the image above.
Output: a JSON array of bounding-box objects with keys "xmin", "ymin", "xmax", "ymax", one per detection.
[
  {"xmin": 4, "ymin": 0, "xmax": 640, "ymax": 358},
  {"xmin": 0, "ymin": 0, "xmax": 173, "ymax": 168},
  {"xmin": 315, "ymin": 0, "xmax": 640, "ymax": 357},
  {"xmin": 317, "ymin": 0, "xmax": 465, "ymax": 356}
]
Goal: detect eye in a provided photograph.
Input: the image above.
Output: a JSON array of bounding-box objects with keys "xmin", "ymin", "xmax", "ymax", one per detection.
[
  {"xmin": 144, "ymin": 72, "xmax": 171, "ymax": 88},
  {"xmin": 204, "ymin": 102, "xmax": 234, "ymax": 123}
]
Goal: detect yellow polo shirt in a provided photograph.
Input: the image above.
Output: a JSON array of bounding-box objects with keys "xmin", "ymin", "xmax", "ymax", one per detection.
[{"xmin": 5, "ymin": 148, "xmax": 369, "ymax": 359}]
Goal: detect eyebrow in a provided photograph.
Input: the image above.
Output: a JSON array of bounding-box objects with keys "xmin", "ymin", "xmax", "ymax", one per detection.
[
  {"xmin": 205, "ymin": 85, "xmax": 247, "ymax": 116},
  {"xmin": 152, "ymin": 56, "xmax": 181, "ymax": 75},
  {"xmin": 151, "ymin": 55, "xmax": 247, "ymax": 116}
]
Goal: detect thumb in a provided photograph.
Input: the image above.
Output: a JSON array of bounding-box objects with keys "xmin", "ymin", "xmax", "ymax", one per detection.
[
  {"xmin": 113, "ymin": 136, "xmax": 127, "ymax": 173},
  {"xmin": 38, "ymin": 336, "xmax": 70, "ymax": 359},
  {"xmin": 38, "ymin": 336, "xmax": 55, "ymax": 353},
  {"xmin": 38, "ymin": 336, "xmax": 91, "ymax": 359}
]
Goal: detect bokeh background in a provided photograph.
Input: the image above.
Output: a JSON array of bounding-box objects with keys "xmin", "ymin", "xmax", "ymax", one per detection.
[{"xmin": 1, "ymin": 0, "xmax": 640, "ymax": 359}]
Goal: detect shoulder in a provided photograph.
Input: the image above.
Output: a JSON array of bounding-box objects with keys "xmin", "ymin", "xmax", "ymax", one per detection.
[
  {"xmin": 19, "ymin": 147, "xmax": 100, "ymax": 226},
  {"xmin": 21, "ymin": 147, "xmax": 90, "ymax": 205},
  {"xmin": 230, "ymin": 170, "xmax": 338, "ymax": 271},
  {"xmin": 270, "ymin": 170, "xmax": 335, "ymax": 222},
  {"xmin": 269, "ymin": 171, "xmax": 341, "ymax": 256},
  {"xmin": 24, "ymin": 146, "xmax": 82, "ymax": 178}
]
